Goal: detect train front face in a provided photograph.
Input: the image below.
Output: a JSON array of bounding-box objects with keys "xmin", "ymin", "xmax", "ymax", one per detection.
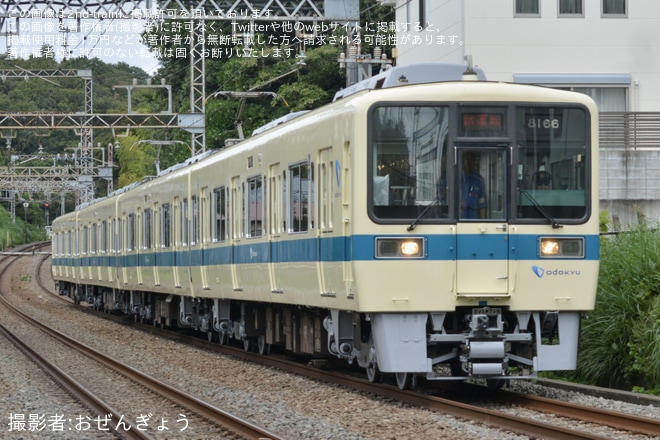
[{"xmin": 357, "ymin": 83, "xmax": 599, "ymax": 381}]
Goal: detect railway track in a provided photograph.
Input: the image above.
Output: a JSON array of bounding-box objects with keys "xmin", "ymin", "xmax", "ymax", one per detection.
[
  {"xmin": 26, "ymin": 246, "xmax": 660, "ymax": 439},
  {"xmin": 1, "ymin": 247, "xmax": 284, "ymax": 440}
]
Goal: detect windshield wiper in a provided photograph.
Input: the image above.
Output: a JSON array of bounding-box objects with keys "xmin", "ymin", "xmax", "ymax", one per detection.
[
  {"xmin": 518, "ymin": 188, "xmax": 562, "ymax": 229},
  {"xmin": 407, "ymin": 197, "xmax": 440, "ymax": 231}
]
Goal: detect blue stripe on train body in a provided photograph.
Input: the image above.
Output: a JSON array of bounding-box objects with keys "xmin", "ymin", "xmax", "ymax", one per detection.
[{"xmin": 52, "ymin": 233, "xmax": 599, "ymax": 268}]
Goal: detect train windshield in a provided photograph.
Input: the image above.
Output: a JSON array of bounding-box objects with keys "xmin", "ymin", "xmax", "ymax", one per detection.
[
  {"xmin": 369, "ymin": 104, "xmax": 590, "ymax": 223},
  {"xmin": 515, "ymin": 106, "xmax": 588, "ymax": 221},
  {"xmin": 371, "ymin": 106, "xmax": 451, "ymax": 220}
]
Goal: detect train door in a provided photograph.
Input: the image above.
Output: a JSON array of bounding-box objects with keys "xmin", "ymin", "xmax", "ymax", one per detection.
[
  {"xmin": 199, "ymin": 191, "xmax": 209, "ymax": 290},
  {"xmin": 172, "ymin": 199, "xmax": 181, "ymax": 288},
  {"xmin": 136, "ymin": 209, "xmax": 144, "ymax": 286},
  {"xmin": 455, "ymin": 146, "xmax": 510, "ymax": 296},
  {"xmin": 268, "ymin": 163, "xmax": 283, "ymax": 293},
  {"xmin": 230, "ymin": 176, "xmax": 243, "ymax": 291},
  {"xmin": 153, "ymin": 203, "xmax": 160, "ymax": 286},
  {"xmin": 317, "ymin": 147, "xmax": 343, "ymax": 296}
]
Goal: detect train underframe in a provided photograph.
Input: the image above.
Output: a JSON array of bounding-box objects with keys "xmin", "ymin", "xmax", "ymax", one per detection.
[{"xmin": 58, "ymin": 281, "xmax": 580, "ymax": 390}]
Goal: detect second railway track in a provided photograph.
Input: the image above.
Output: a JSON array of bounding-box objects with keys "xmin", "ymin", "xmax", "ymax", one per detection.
[{"xmin": 1, "ymin": 247, "xmax": 283, "ymax": 440}]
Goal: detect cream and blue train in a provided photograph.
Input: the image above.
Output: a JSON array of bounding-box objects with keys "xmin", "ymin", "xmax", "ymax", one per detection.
[{"xmin": 51, "ymin": 64, "xmax": 599, "ymax": 389}]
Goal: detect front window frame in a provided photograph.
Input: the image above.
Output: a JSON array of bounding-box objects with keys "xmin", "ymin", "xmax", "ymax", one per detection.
[{"xmin": 367, "ymin": 102, "xmax": 592, "ymax": 226}]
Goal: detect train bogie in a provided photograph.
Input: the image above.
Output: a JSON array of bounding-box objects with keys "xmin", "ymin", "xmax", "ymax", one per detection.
[{"xmin": 52, "ymin": 64, "xmax": 599, "ymax": 388}]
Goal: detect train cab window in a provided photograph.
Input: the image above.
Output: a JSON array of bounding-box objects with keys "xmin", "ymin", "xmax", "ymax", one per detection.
[
  {"xmin": 247, "ymin": 175, "xmax": 263, "ymax": 237},
  {"xmin": 212, "ymin": 187, "xmax": 228, "ymax": 242},
  {"xmin": 161, "ymin": 203, "xmax": 171, "ymax": 248},
  {"xmin": 515, "ymin": 106, "xmax": 589, "ymax": 222},
  {"xmin": 289, "ymin": 161, "xmax": 314, "ymax": 233},
  {"xmin": 369, "ymin": 105, "xmax": 450, "ymax": 221}
]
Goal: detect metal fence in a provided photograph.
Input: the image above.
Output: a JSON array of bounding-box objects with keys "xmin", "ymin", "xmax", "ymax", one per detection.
[{"xmin": 600, "ymin": 112, "xmax": 660, "ymax": 149}]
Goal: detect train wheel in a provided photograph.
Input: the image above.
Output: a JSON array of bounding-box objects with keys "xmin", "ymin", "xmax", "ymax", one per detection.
[
  {"xmin": 218, "ymin": 332, "xmax": 226, "ymax": 345},
  {"xmin": 257, "ymin": 335, "xmax": 270, "ymax": 355},
  {"xmin": 207, "ymin": 331, "xmax": 214, "ymax": 342},
  {"xmin": 366, "ymin": 363, "xmax": 382, "ymax": 383},
  {"xmin": 243, "ymin": 338, "xmax": 251, "ymax": 352},
  {"xmin": 395, "ymin": 372, "xmax": 413, "ymax": 390},
  {"xmin": 486, "ymin": 379, "xmax": 505, "ymax": 390}
]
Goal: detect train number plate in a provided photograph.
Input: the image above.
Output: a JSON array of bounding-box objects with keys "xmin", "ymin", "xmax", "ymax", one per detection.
[{"xmin": 472, "ymin": 307, "xmax": 501, "ymax": 316}]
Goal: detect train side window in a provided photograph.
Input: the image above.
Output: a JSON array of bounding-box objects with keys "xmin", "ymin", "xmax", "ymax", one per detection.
[
  {"xmin": 127, "ymin": 213, "xmax": 136, "ymax": 251},
  {"xmin": 161, "ymin": 203, "xmax": 171, "ymax": 248},
  {"xmin": 191, "ymin": 196, "xmax": 199, "ymax": 246},
  {"xmin": 100, "ymin": 220, "xmax": 107, "ymax": 254},
  {"xmin": 82, "ymin": 225, "xmax": 88, "ymax": 255},
  {"xmin": 289, "ymin": 161, "xmax": 313, "ymax": 233},
  {"xmin": 282, "ymin": 170, "xmax": 287, "ymax": 232},
  {"xmin": 212, "ymin": 187, "xmax": 228, "ymax": 242},
  {"xmin": 143, "ymin": 208, "xmax": 152, "ymax": 249},
  {"xmin": 91, "ymin": 223, "xmax": 97, "ymax": 255},
  {"xmin": 112, "ymin": 219, "xmax": 117, "ymax": 253},
  {"xmin": 247, "ymin": 175, "xmax": 263, "ymax": 237},
  {"xmin": 182, "ymin": 198, "xmax": 189, "ymax": 246}
]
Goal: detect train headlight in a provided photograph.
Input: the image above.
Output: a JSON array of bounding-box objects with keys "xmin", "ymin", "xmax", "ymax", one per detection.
[
  {"xmin": 539, "ymin": 237, "xmax": 584, "ymax": 258},
  {"xmin": 376, "ymin": 237, "xmax": 425, "ymax": 259}
]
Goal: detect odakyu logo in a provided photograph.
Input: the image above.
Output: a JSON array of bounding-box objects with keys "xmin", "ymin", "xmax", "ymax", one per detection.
[{"xmin": 532, "ymin": 265, "xmax": 581, "ymax": 278}]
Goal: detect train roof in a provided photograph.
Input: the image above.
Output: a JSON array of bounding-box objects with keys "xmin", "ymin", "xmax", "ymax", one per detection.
[{"xmin": 332, "ymin": 63, "xmax": 487, "ymax": 101}]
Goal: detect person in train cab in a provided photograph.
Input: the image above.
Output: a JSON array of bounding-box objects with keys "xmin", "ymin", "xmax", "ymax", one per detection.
[
  {"xmin": 533, "ymin": 170, "xmax": 553, "ymax": 190},
  {"xmin": 460, "ymin": 151, "xmax": 487, "ymax": 219}
]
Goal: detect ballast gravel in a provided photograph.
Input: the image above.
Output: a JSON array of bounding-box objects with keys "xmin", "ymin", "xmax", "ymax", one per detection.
[{"xmin": 0, "ymin": 253, "xmax": 658, "ymax": 440}]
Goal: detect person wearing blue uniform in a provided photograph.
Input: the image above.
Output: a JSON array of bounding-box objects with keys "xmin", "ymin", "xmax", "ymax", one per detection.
[{"xmin": 460, "ymin": 152, "xmax": 487, "ymax": 219}]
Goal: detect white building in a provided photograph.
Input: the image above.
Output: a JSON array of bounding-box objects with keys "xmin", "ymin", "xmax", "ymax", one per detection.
[
  {"xmin": 385, "ymin": 0, "xmax": 660, "ymax": 111},
  {"xmin": 380, "ymin": 0, "xmax": 660, "ymax": 227}
]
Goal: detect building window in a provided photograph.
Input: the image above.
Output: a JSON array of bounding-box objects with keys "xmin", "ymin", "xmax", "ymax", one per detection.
[
  {"xmin": 603, "ymin": 0, "xmax": 626, "ymax": 16},
  {"xmin": 563, "ymin": 87, "xmax": 627, "ymax": 112},
  {"xmin": 515, "ymin": 0, "xmax": 540, "ymax": 16},
  {"xmin": 559, "ymin": 0, "xmax": 583, "ymax": 16}
]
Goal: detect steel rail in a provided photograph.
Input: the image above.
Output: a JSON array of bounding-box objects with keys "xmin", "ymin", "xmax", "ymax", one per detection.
[
  {"xmin": 4, "ymin": 249, "xmax": 284, "ymax": 440},
  {"xmin": 0, "ymin": 322, "xmax": 153, "ymax": 440},
  {"xmin": 493, "ymin": 388, "xmax": 660, "ymax": 437},
  {"xmin": 37, "ymin": 248, "xmax": 655, "ymax": 440},
  {"xmin": 0, "ymin": 247, "xmax": 150, "ymax": 440}
]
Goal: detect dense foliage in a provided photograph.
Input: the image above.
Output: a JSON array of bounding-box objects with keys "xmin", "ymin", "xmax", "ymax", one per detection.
[
  {"xmin": 570, "ymin": 221, "xmax": 660, "ymax": 394},
  {"xmin": 0, "ymin": 205, "xmax": 47, "ymax": 250}
]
